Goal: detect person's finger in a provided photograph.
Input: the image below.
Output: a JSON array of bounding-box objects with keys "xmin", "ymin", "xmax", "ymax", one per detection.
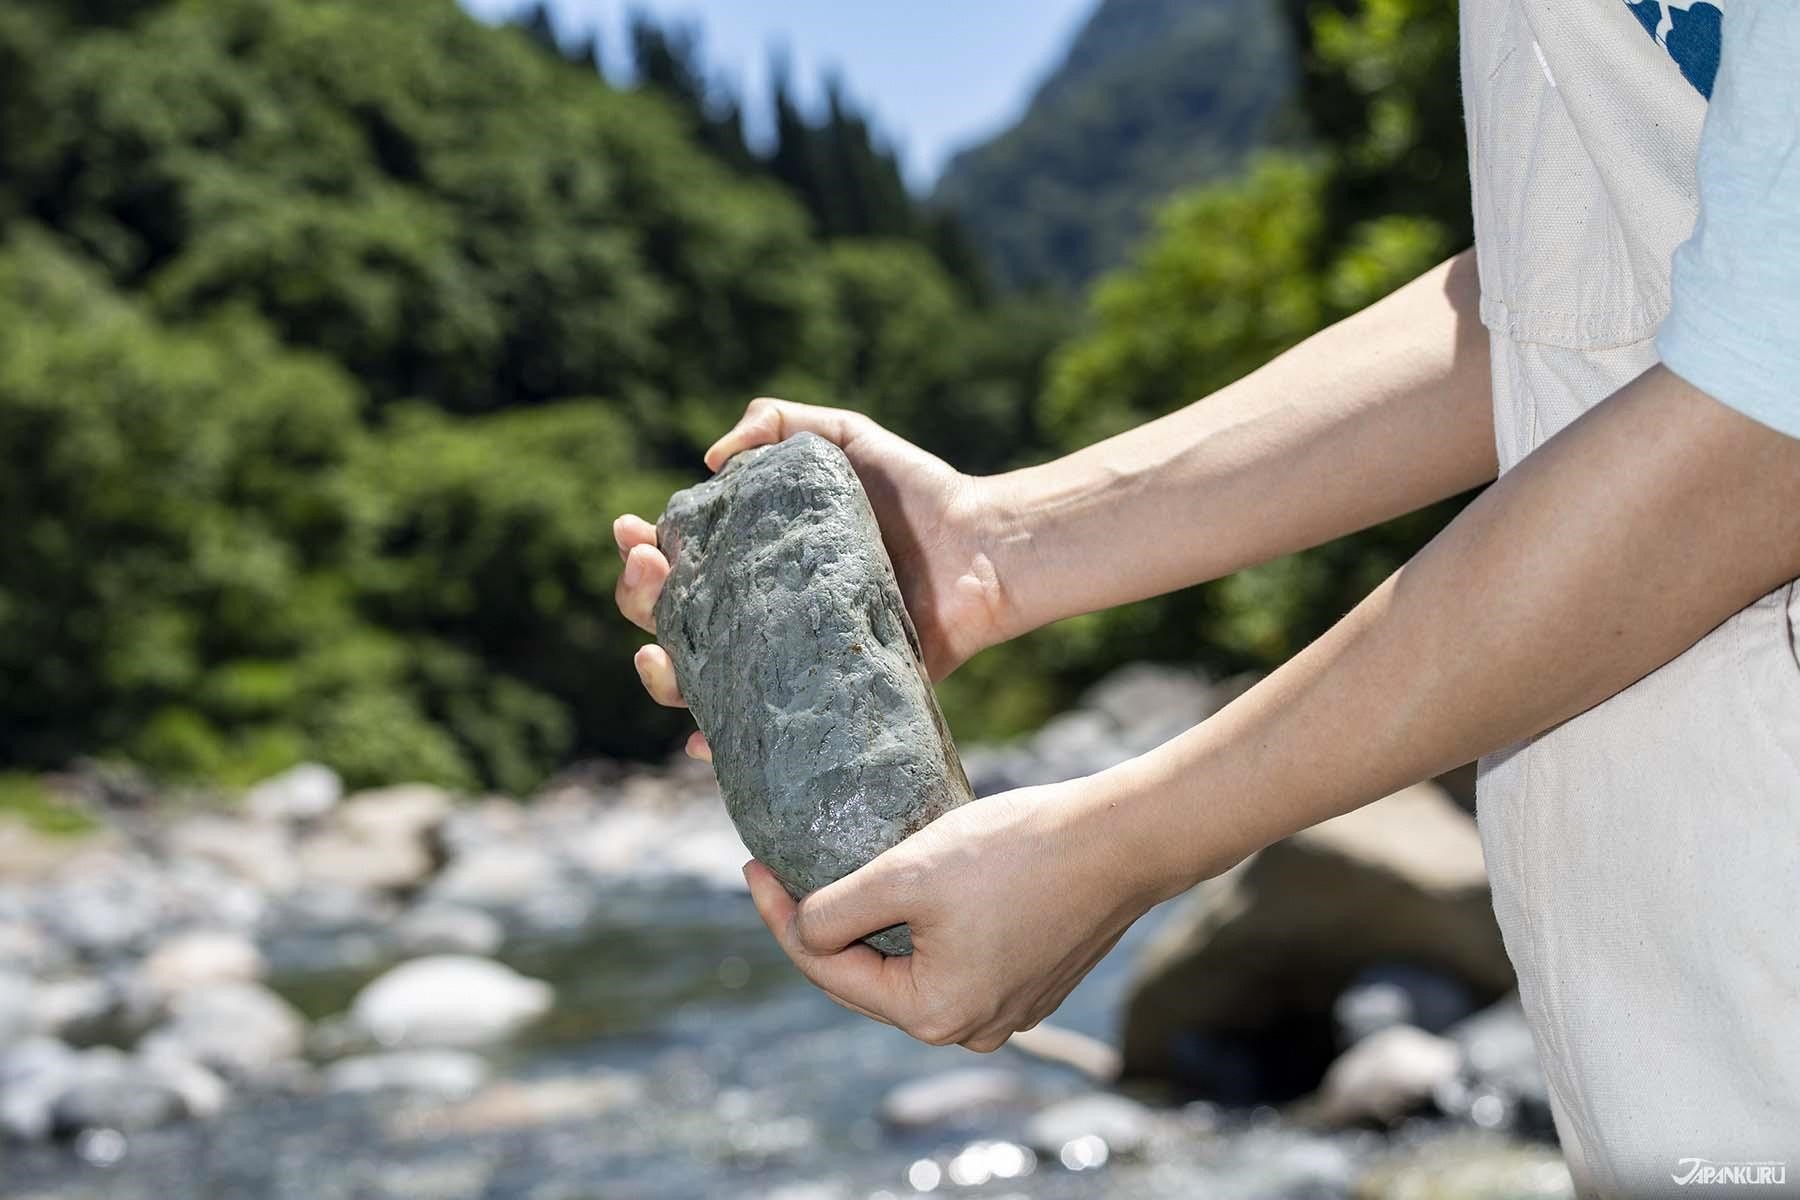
[
  {"xmin": 790, "ymin": 852, "xmax": 916, "ymax": 956},
  {"xmin": 744, "ymin": 860, "xmax": 915, "ymax": 1021},
  {"xmin": 633, "ymin": 644, "xmax": 686, "ymax": 708},
  {"xmin": 614, "ymin": 542, "xmax": 669, "ymax": 634},
  {"xmin": 685, "ymin": 731, "xmax": 712, "ymax": 762},
  {"xmin": 704, "ymin": 397, "xmax": 873, "ymax": 473},
  {"xmin": 612, "ymin": 513, "xmax": 658, "ymax": 564}
]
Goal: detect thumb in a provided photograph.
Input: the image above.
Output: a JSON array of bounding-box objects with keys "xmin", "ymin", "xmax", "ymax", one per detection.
[
  {"xmin": 704, "ymin": 397, "xmax": 873, "ymax": 473},
  {"xmin": 792, "ymin": 854, "xmax": 915, "ymax": 955}
]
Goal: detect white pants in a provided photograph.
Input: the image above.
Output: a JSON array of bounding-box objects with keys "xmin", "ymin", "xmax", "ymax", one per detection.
[{"xmin": 1478, "ymin": 338, "xmax": 1800, "ymax": 1197}]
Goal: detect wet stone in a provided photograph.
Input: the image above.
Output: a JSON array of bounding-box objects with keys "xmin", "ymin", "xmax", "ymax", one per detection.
[{"xmin": 655, "ymin": 433, "xmax": 973, "ymax": 955}]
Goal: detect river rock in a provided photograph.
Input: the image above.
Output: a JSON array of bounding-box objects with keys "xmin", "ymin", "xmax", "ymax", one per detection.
[
  {"xmin": 878, "ymin": 1067, "xmax": 1028, "ymax": 1129},
  {"xmin": 1024, "ymin": 1093, "xmax": 1154, "ymax": 1160},
  {"xmin": 245, "ymin": 763, "xmax": 343, "ymax": 825},
  {"xmin": 324, "ymin": 1049, "xmax": 489, "ymax": 1099},
  {"xmin": 425, "ymin": 843, "xmax": 558, "ymax": 912},
  {"xmin": 349, "ymin": 955, "xmax": 552, "ymax": 1048},
  {"xmin": 138, "ymin": 981, "xmax": 306, "ymax": 1082},
  {"xmin": 392, "ymin": 903, "xmax": 505, "ymax": 957},
  {"xmin": 1120, "ymin": 782, "xmax": 1512, "ymax": 1097},
  {"xmin": 1334, "ymin": 962, "xmax": 1477, "ymax": 1045},
  {"xmin": 0, "ymin": 1036, "xmax": 78, "ymax": 1140},
  {"xmin": 164, "ymin": 815, "xmax": 297, "ymax": 894},
  {"xmin": 654, "ymin": 433, "xmax": 973, "ymax": 955},
  {"xmin": 0, "ymin": 970, "xmax": 33, "ymax": 1048},
  {"xmin": 1313, "ymin": 1024, "xmax": 1460, "ymax": 1126},
  {"xmin": 136, "ymin": 930, "xmax": 265, "ymax": 1002},
  {"xmin": 50, "ymin": 1047, "xmax": 186, "ymax": 1135}
]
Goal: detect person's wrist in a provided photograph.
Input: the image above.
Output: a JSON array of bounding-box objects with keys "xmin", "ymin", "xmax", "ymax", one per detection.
[
  {"xmin": 960, "ymin": 467, "xmax": 1047, "ymax": 645},
  {"xmin": 1055, "ymin": 752, "xmax": 1200, "ymax": 914}
]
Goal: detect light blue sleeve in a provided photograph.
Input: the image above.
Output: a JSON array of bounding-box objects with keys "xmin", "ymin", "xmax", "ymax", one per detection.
[{"xmin": 1655, "ymin": 2, "xmax": 1800, "ymax": 440}]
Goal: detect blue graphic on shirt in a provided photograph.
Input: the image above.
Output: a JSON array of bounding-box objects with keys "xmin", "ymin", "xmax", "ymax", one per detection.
[{"xmin": 1622, "ymin": 0, "xmax": 1722, "ymax": 98}]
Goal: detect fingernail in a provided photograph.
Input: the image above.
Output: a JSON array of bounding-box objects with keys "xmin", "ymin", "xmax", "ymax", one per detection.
[{"xmin": 623, "ymin": 552, "xmax": 644, "ymax": 586}]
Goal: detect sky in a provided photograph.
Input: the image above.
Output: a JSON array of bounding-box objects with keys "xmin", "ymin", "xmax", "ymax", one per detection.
[{"xmin": 458, "ymin": 0, "xmax": 1100, "ymax": 190}]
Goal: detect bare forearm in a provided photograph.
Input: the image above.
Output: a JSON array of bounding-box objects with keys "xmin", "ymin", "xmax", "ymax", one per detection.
[
  {"xmin": 1114, "ymin": 366, "xmax": 1800, "ymax": 896},
  {"xmin": 988, "ymin": 251, "xmax": 1495, "ymax": 634}
]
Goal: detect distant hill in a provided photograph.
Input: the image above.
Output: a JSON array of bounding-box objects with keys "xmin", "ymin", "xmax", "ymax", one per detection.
[{"xmin": 932, "ymin": 0, "xmax": 1297, "ymax": 291}]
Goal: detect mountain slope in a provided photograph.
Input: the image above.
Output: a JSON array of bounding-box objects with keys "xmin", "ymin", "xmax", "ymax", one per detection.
[{"xmin": 932, "ymin": 0, "xmax": 1297, "ymax": 291}]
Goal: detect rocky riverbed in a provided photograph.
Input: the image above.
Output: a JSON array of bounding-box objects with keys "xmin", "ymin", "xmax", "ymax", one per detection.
[{"xmin": 0, "ymin": 665, "xmax": 1569, "ymax": 1199}]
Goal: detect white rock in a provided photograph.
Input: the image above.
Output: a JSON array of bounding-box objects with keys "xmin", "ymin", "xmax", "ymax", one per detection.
[
  {"xmin": 335, "ymin": 784, "xmax": 454, "ymax": 845},
  {"xmin": 350, "ymin": 955, "xmax": 552, "ymax": 1048},
  {"xmin": 1315, "ymin": 1024, "xmax": 1461, "ymax": 1126},
  {"xmin": 246, "ymin": 763, "xmax": 343, "ymax": 824},
  {"xmin": 29, "ymin": 976, "xmax": 114, "ymax": 1039},
  {"xmin": 426, "ymin": 844, "xmax": 555, "ymax": 910},
  {"xmin": 1024, "ymin": 1092, "xmax": 1154, "ymax": 1159},
  {"xmin": 138, "ymin": 930, "xmax": 265, "ymax": 999},
  {"xmin": 297, "ymin": 829, "xmax": 434, "ymax": 893},
  {"xmin": 139, "ymin": 981, "xmax": 306, "ymax": 1081},
  {"xmin": 136, "ymin": 1042, "xmax": 231, "ymax": 1120},
  {"xmin": 165, "ymin": 815, "xmax": 297, "ymax": 894},
  {"xmin": 324, "ymin": 1049, "xmax": 489, "ymax": 1099},
  {"xmin": 878, "ymin": 1067, "xmax": 1028, "ymax": 1129},
  {"xmin": 392, "ymin": 904, "xmax": 505, "ymax": 957}
]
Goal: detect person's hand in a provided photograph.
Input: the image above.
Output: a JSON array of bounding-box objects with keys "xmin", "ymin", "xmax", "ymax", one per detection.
[
  {"xmin": 740, "ymin": 768, "xmax": 1195, "ymax": 1052},
  {"xmin": 613, "ymin": 397, "xmax": 1022, "ymax": 760}
]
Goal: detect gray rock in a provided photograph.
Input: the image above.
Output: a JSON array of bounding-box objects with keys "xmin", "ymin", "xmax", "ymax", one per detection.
[
  {"xmin": 349, "ymin": 955, "xmax": 551, "ymax": 1048},
  {"xmin": 654, "ymin": 433, "xmax": 973, "ymax": 954},
  {"xmin": 0, "ymin": 1036, "xmax": 78, "ymax": 1140},
  {"xmin": 0, "ymin": 970, "xmax": 33, "ymax": 1048},
  {"xmin": 51, "ymin": 1052, "xmax": 185, "ymax": 1135},
  {"xmin": 1334, "ymin": 963, "xmax": 1477, "ymax": 1045},
  {"xmin": 1443, "ymin": 993, "xmax": 1554, "ymax": 1135}
]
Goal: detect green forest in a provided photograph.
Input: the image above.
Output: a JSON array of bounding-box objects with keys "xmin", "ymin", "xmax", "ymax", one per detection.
[{"xmin": 0, "ymin": 0, "xmax": 1470, "ymax": 797}]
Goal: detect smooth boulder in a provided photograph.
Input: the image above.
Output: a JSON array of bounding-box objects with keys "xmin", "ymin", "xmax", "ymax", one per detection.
[
  {"xmin": 654, "ymin": 432, "xmax": 973, "ymax": 954},
  {"xmin": 1120, "ymin": 782, "xmax": 1513, "ymax": 1095}
]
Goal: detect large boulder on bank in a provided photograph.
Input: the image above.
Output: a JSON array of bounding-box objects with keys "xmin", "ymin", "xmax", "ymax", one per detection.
[
  {"xmin": 1120, "ymin": 782, "xmax": 1511, "ymax": 1098},
  {"xmin": 654, "ymin": 433, "xmax": 974, "ymax": 955}
]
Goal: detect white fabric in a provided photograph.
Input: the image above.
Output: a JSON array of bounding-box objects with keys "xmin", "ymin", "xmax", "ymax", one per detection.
[{"xmin": 1462, "ymin": 1, "xmax": 1800, "ymax": 1194}]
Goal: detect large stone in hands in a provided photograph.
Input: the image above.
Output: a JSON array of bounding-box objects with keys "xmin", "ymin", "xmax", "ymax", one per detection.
[{"xmin": 654, "ymin": 433, "xmax": 973, "ymax": 955}]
